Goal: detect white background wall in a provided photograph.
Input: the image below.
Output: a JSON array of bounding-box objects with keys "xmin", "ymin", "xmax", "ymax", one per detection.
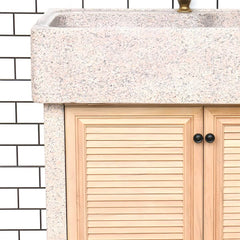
[{"xmin": 0, "ymin": 0, "xmax": 239, "ymax": 239}]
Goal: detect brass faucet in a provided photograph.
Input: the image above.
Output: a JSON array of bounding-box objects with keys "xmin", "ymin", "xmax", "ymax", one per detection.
[{"xmin": 178, "ymin": 0, "xmax": 192, "ymax": 12}]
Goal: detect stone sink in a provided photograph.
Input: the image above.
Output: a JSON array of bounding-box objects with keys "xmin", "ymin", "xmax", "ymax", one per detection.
[{"xmin": 31, "ymin": 9, "xmax": 240, "ymax": 104}]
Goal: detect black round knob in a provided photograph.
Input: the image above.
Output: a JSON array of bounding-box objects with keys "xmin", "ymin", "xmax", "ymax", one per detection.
[
  {"xmin": 193, "ymin": 134, "xmax": 203, "ymax": 143},
  {"xmin": 205, "ymin": 133, "xmax": 215, "ymax": 143}
]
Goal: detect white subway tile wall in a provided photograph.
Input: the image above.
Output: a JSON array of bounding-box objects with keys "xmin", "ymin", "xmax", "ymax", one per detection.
[
  {"xmin": 130, "ymin": 0, "xmax": 171, "ymax": 9},
  {"xmin": 15, "ymin": 14, "xmax": 41, "ymax": 35},
  {"xmin": 15, "ymin": 59, "xmax": 31, "ymax": 79},
  {"xmin": 0, "ymin": 37, "xmax": 31, "ymax": 57},
  {"xmin": 84, "ymin": 0, "xmax": 127, "ymax": 8},
  {"xmin": 0, "ymin": 210, "xmax": 40, "ymax": 229},
  {"xmin": 19, "ymin": 189, "xmax": 46, "ymax": 208},
  {"xmin": 174, "ymin": 0, "xmax": 217, "ymax": 9},
  {"xmin": 0, "ymin": 15, "xmax": 13, "ymax": 34},
  {"xmin": 0, "ymin": 168, "xmax": 39, "ymax": 187},
  {"xmin": 17, "ymin": 103, "xmax": 44, "ymax": 123},
  {"xmin": 0, "ymin": 103, "xmax": 15, "ymax": 122},
  {"xmin": 0, "ymin": 231, "xmax": 18, "ymax": 240},
  {"xmin": 0, "ymin": 0, "xmax": 238, "ymax": 239},
  {"xmin": 18, "ymin": 146, "xmax": 45, "ymax": 166},
  {"xmin": 0, "ymin": 146, "xmax": 16, "ymax": 166},
  {"xmin": 0, "ymin": 82, "xmax": 32, "ymax": 101},
  {"xmin": 0, "ymin": 59, "xmax": 14, "ymax": 79},
  {"xmin": 0, "ymin": 189, "xmax": 18, "ymax": 208}
]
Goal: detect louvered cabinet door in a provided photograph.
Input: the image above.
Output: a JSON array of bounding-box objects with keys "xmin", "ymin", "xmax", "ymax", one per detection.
[
  {"xmin": 65, "ymin": 106, "xmax": 203, "ymax": 240},
  {"xmin": 204, "ymin": 107, "xmax": 240, "ymax": 240}
]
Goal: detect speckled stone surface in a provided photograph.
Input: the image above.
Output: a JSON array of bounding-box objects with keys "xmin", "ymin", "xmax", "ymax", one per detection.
[
  {"xmin": 33, "ymin": 9, "xmax": 240, "ymax": 240},
  {"xmin": 32, "ymin": 9, "xmax": 240, "ymax": 104},
  {"xmin": 44, "ymin": 104, "xmax": 66, "ymax": 240}
]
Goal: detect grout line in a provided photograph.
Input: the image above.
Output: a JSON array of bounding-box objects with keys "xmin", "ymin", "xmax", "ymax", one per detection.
[
  {"xmin": 15, "ymin": 102, "xmax": 18, "ymax": 123},
  {"xmin": 0, "ymin": 57, "xmax": 30, "ymax": 59},
  {"xmin": 0, "ymin": 165, "xmax": 45, "ymax": 168},
  {"xmin": 0, "ymin": 208, "xmax": 46, "ymax": 210},
  {"xmin": 17, "ymin": 188, "xmax": 20, "ymax": 208},
  {"xmin": 0, "ymin": 187, "xmax": 46, "ymax": 189},
  {"xmin": 0, "ymin": 79, "xmax": 31, "ymax": 81},
  {"xmin": 0, "ymin": 56, "xmax": 31, "ymax": 59},
  {"xmin": 12, "ymin": 14, "xmax": 15, "ymax": 35},
  {"xmin": 0, "ymin": 12, "xmax": 44, "ymax": 14},
  {"xmin": 38, "ymin": 124, "xmax": 41, "ymax": 145},
  {"xmin": 0, "ymin": 123, "xmax": 44, "ymax": 125},
  {"xmin": 0, "ymin": 101, "xmax": 33, "ymax": 103},
  {"xmin": 35, "ymin": 0, "xmax": 38, "ymax": 13},
  {"xmin": 0, "ymin": 144, "xmax": 44, "ymax": 146},
  {"xmin": 0, "ymin": 229, "xmax": 47, "ymax": 231},
  {"xmin": 39, "ymin": 167, "xmax": 41, "ymax": 187},
  {"xmin": 40, "ymin": 210, "xmax": 42, "ymax": 229},
  {"xmin": 13, "ymin": 58, "xmax": 17, "ymax": 79},
  {"xmin": 0, "ymin": 34, "xmax": 30, "ymax": 37},
  {"xmin": 16, "ymin": 146, "xmax": 19, "ymax": 166}
]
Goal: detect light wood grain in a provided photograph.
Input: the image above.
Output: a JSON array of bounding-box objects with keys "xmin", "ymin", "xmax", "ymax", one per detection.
[
  {"xmin": 87, "ymin": 154, "xmax": 184, "ymax": 161},
  {"xmin": 87, "ymin": 233, "xmax": 183, "ymax": 240},
  {"xmin": 65, "ymin": 106, "xmax": 203, "ymax": 240},
  {"xmin": 87, "ymin": 201, "xmax": 183, "ymax": 208},
  {"xmin": 204, "ymin": 107, "xmax": 240, "ymax": 240},
  {"xmin": 88, "ymin": 220, "xmax": 184, "ymax": 227},
  {"xmin": 87, "ymin": 181, "xmax": 183, "ymax": 188},
  {"xmin": 88, "ymin": 226, "xmax": 183, "ymax": 233}
]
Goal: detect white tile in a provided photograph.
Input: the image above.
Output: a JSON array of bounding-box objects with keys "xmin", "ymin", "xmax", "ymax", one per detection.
[
  {"xmin": 40, "ymin": 168, "xmax": 46, "ymax": 187},
  {"xmin": 0, "ymin": 59, "xmax": 14, "ymax": 79},
  {"xmin": 0, "ymin": 103, "xmax": 15, "ymax": 123},
  {"xmin": 40, "ymin": 124, "xmax": 44, "ymax": 144},
  {"xmin": 219, "ymin": 0, "xmax": 240, "ymax": 8},
  {"xmin": 0, "ymin": 14, "xmax": 13, "ymax": 34},
  {"xmin": 18, "ymin": 146, "xmax": 45, "ymax": 166},
  {"xmin": 0, "ymin": 146, "xmax": 16, "ymax": 166},
  {"xmin": 0, "ymin": 81, "xmax": 32, "ymax": 101},
  {"xmin": 41, "ymin": 210, "xmax": 46, "ymax": 229},
  {"xmin": 130, "ymin": 0, "xmax": 171, "ymax": 8},
  {"xmin": 17, "ymin": 103, "xmax": 44, "ymax": 123},
  {"xmin": 0, "ymin": 168, "xmax": 39, "ymax": 187},
  {"xmin": 15, "ymin": 14, "xmax": 41, "ymax": 35},
  {"xmin": 20, "ymin": 231, "xmax": 47, "ymax": 240},
  {"xmin": 0, "ymin": 210, "xmax": 39, "ymax": 229},
  {"xmin": 0, "ymin": 231, "xmax": 18, "ymax": 240},
  {"xmin": 0, "ymin": 0, "xmax": 35, "ymax": 12},
  {"xmin": 37, "ymin": 0, "xmax": 82, "ymax": 12},
  {"xmin": 0, "ymin": 37, "xmax": 30, "ymax": 57},
  {"xmin": 0, "ymin": 189, "xmax": 17, "ymax": 208},
  {"xmin": 19, "ymin": 189, "xmax": 46, "ymax": 208},
  {"xmin": 85, "ymin": 0, "xmax": 127, "ymax": 8},
  {"xmin": 16, "ymin": 59, "xmax": 31, "ymax": 79},
  {"xmin": 174, "ymin": 0, "xmax": 216, "ymax": 9},
  {"xmin": 0, "ymin": 125, "xmax": 38, "ymax": 144}
]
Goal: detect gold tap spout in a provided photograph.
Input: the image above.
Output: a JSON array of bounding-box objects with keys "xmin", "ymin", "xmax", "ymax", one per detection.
[{"xmin": 177, "ymin": 0, "xmax": 192, "ymax": 13}]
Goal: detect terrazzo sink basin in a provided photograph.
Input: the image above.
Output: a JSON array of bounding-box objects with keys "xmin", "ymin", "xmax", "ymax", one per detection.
[{"xmin": 31, "ymin": 9, "xmax": 240, "ymax": 104}]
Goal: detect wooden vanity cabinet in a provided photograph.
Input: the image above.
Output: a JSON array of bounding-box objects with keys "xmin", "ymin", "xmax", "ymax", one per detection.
[
  {"xmin": 204, "ymin": 108, "xmax": 240, "ymax": 240},
  {"xmin": 65, "ymin": 106, "xmax": 240, "ymax": 240}
]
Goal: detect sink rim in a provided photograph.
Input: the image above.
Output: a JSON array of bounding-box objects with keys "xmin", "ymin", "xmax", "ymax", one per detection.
[{"xmin": 33, "ymin": 9, "xmax": 240, "ymax": 29}]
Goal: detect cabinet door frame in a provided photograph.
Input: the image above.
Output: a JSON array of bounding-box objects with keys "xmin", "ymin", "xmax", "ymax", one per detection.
[
  {"xmin": 204, "ymin": 107, "xmax": 240, "ymax": 240},
  {"xmin": 65, "ymin": 105, "xmax": 203, "ymax": 240}
]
